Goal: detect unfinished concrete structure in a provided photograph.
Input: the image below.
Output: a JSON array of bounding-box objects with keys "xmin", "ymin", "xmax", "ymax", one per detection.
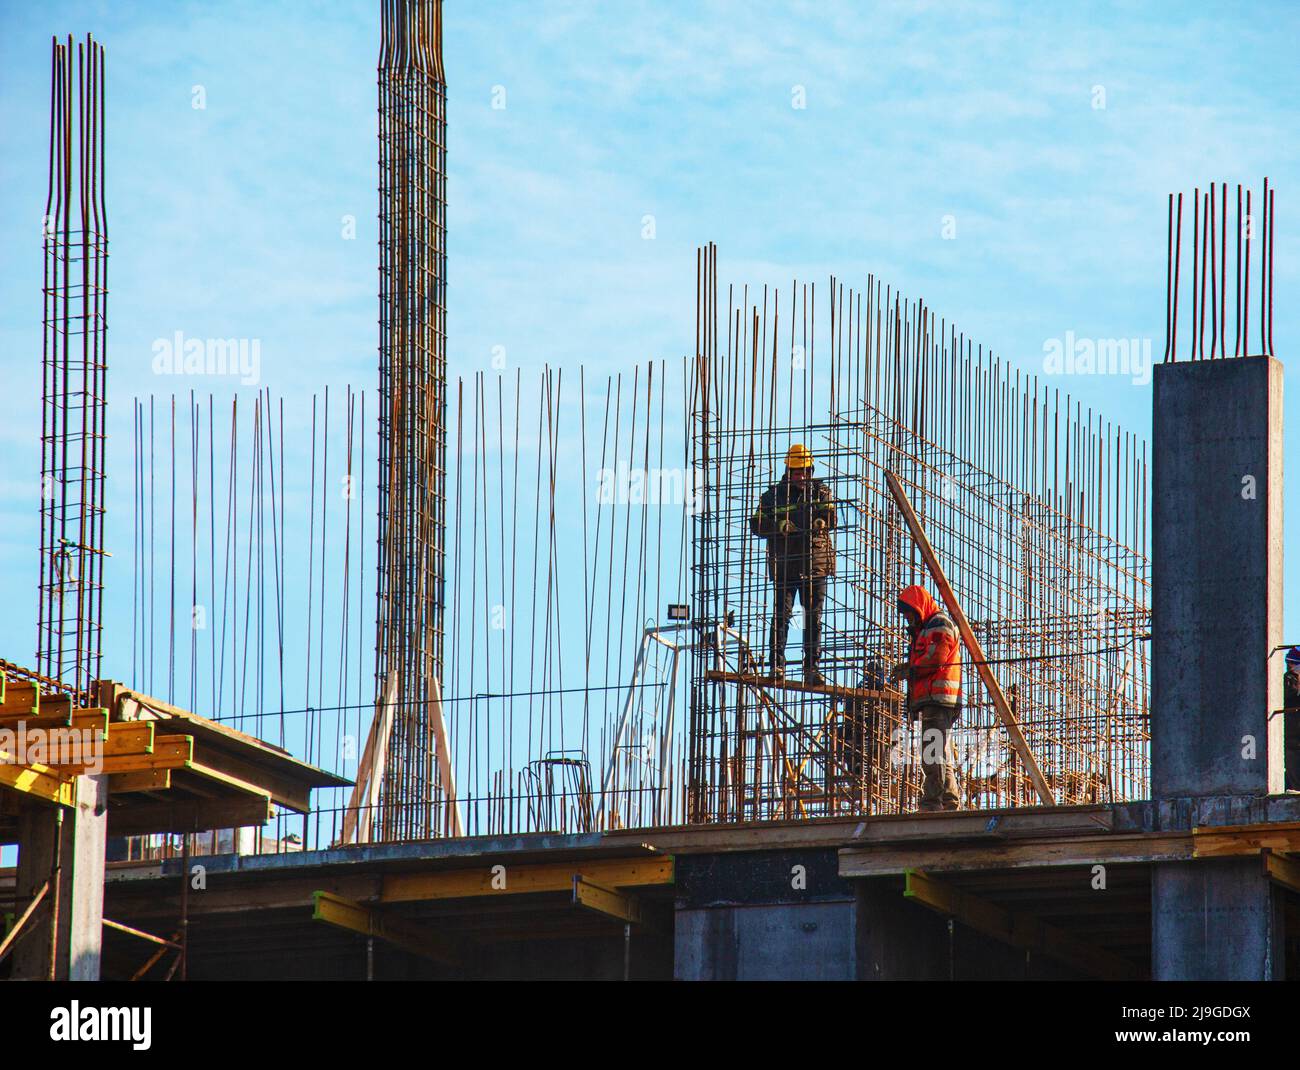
[
  {"xmin": 3, "ymin": 9, "xmax": 1295, "ymax": 983},
  {"xmin": 50, "ymin": 196, "xmax": 1299, "ymax": 983}
]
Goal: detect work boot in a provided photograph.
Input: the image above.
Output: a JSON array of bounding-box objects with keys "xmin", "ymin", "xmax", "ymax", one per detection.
[
  {"xmin": 804, "ymin": 664, "xmax": 827, "ymax": 687},
  {"xmin": 769, "ymin": 660, "xmax": 785, "ymax": 681}
]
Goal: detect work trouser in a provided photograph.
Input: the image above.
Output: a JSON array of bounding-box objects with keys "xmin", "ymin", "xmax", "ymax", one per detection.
[
  {"xmin": 915, "ymin": 702, "xmax": 960, "ymax": 812},
  {"xmin": 769, "ymin": 574, "xmax": 826, "ymax": 672},
  {"xmin": 1286, "ymin": 710, "xmax": 1300, "ymax": 793}
]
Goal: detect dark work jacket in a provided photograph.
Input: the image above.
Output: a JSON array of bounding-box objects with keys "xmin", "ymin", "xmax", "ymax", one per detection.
[{"xmin": 749, "ymin": 474, "xmax": 836, "ymax": 579}]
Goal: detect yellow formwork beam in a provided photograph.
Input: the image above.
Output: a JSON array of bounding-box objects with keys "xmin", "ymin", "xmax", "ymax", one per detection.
[
  {"xmin": 110, "ymin": 768, "xmax": 171, "ymax": 793},
  {"xmin": 381, "ymin": 856, "xmax": 674, "ymax": 904},
  {"xmin": 573, "ymin": 875, "xmax": 642, "ymax": 924},
  {"xmin": 0, "ymin": 747, "xmax": 76, "ymax": 806},
  {"xmin": 312, "ymin": 891, "xmax": 457, "ymax": 965},
  {"xmin": 0, "ymin": 677, "xmax": 40, "ymax": 717},
  {"xmin": 63, "ymin": 735, "xmax": 193, "ymax": 776}
]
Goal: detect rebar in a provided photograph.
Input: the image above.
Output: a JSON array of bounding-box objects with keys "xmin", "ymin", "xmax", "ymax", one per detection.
[
  {"xmin": 37, "ymin": 34, "xmax": 108, "ymax": 702},
  {"xmin": 687, "ymin": 245, "xmax": 1151, "ymax": 820},
  {"xmin": 374, "ymin": 0, "xmax": 448, "ymax": 840},
  {"xmin": 1163, "ymin": 180, "xmax": 1277, "ymax": 362}
]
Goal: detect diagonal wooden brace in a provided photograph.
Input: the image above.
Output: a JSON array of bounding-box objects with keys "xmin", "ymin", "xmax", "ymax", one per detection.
[{"xmin": 884, "ymin": 470, "xmax": 1054, "ymax": 806}]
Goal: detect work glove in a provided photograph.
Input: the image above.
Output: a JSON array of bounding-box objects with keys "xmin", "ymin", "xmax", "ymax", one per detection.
[{"xmin": 778, "ymin": 519, "xmax": 797, "ymax": 536}]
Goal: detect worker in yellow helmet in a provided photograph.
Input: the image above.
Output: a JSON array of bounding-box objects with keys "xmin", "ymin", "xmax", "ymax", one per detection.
[{"xmin": 749, "ymin": 443, "xmax": 837, "ymax": 684}]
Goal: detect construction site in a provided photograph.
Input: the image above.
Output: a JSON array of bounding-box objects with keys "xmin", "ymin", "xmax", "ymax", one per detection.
[{"xmin": 1, "ymin": 0, "xmax": 1297, "ymax": 992}]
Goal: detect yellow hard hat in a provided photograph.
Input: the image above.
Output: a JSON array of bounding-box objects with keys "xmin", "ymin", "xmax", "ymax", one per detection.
[{"xmin": 785, "ymin": 443, "xmax": 813, "ymax": 469}]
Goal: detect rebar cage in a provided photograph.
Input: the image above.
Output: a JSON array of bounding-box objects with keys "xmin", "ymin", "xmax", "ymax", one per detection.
[
  {"xmin": 38, "ymin": 35, "xmax": 108, "ymax": 703},
  {"xmin": 687, "ymin": 244, "xmax": 1151, "ymax": 821}
]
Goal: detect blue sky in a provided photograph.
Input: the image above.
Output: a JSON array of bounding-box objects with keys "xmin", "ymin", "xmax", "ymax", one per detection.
[{"xmin": 1, "ymin": 0, "xmax": 1298, "ymax": 689}]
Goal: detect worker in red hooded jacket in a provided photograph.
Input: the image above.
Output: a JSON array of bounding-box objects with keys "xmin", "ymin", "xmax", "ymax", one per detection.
[{"xmin": 891, "ymin": 585, "xmax": 962, "ymax": 811}]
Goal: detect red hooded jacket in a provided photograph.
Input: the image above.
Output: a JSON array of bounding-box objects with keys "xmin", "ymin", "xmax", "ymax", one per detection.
[{"xmin": 899, "ymin": 585, "xmax": 962, "ymax": 712}]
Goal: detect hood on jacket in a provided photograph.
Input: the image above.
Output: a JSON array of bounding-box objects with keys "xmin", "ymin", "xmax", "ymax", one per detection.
[{"xmin": 898, "ymin": 585, "xmax": 940, "ymax": 623}]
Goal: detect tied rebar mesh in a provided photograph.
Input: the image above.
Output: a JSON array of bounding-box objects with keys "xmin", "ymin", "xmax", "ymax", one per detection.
[
  {"xmin": 375, "ymin": 0, "xmax": 449, "ymax": 839},
  {"xmin": 38, "ymin": 34, "xmax": 108, "ymax": 702},
  {"xmin": 688, "ymin": 245, "xmax": 1150, "ymax": 822}
]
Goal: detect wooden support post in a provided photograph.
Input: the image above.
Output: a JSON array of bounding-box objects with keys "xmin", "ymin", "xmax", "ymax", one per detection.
[
  {"xmin": 429, "ymin": 677, "xmax": 463, "ymax": 837},
  {"xmin": 341, "ymin": 671, "xmax": 396, "ymax": 845},
  {"xmin": 884, "ymin": 470, "xmax": 1054, "ymax": 806}
]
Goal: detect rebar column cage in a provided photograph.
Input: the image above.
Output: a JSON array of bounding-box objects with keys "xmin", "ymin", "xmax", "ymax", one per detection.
[
  {"xmin": 37, "ymin": 34, "xmax": 108, "ymax": 702},
  {"xmin": 375, "ymin": 0, "xmax": 449, "ymax": 839},
  {"xmin": 687, "ymin": 244, "xmax": 1151, "ymax": 822}
]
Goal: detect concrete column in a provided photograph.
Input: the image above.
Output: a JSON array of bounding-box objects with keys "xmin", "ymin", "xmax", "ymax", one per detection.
[
  {"xmin": 64, "ymin": 775, "xmax": 108, "ymax": 980},
  {"xmin": 1151, "ymin": 356, "xmax": 1284, "ymax": 796},
  {"xmin": 672, "ymin": 849, "xmax": 856, "ymax": 980},
  {"xmin": 1150, "ymin": 355, "xmax": 1285, "ymax": 980},
  {"xmin": 1153, "ymin": 859, "xmax": 1285, "ymax": 980}
]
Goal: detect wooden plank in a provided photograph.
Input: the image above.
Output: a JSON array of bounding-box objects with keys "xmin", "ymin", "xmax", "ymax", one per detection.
[
  {"xmin": 108, "ymin": 795, "xmax": 270, "ymax": 837},
  {"xmin": 109, "ymin": 768, "xmax": 172, "ymax": 793},
  {"xmin": 102, "ymin": 917, "xmax": 182, "ymax": 949},
  {"xmin": 884, "ymin": 470, "xmax": 1054, "ymax": 805},
  {"xmin": 180, "ymin": 758, "xmax": 276, "ymax": 801},
  {"xmin": 104, "ymin": 682, "xmax": 348, "ymax": 787},
  {"xmin": 0, "ymin": 751, "xmax": 76, "ymax": 806},
  {"xmin": 572, "ymin": 875, "xmax": 642, "ymax": 924},
  {"xmin": 181, "ymin": 741, "xmax": 311, "ymax": 813},
  {"xmin": 848, "ymin": 808, "xmax": 1115, "ymax": 843},
  {"xmin": 0, "ymin": 680, "xmax": 40, "ymax": 717},
  {"xmin": 312, "ymin": 890, "xmax": 458, "ymax": 966},
  {"xmin": 1193, "ymin": 821, "xmax": 1300, "ymax": 858},
  {"xmin": 101, "ymin": 723, "xmax": 157, "ymax": 757},
  {"xmin": 108, "ymin": 874, "xmax": 376, "ymax": 918},
  {"xmin": 840, "ymin": 831, "xmax": 1194, "ymax": 877},
  {"xmin": 341, "ymin": 670, "xmax": 395, "ymax": 844},
  {"xmin": 429, "ymin": 676, "xmax": 464, "ymax": 837},
  {"xmin": 600, "ymin": 805, "xmax": 1117, "ymax": 856},
  {"xmin": 0, "ymin": 711, "xmax": 73, "ymax": 732},
  {"xmin": 69, "ymin": 736, "xmax": 193, "ymax": 777},
  {"xmin": 704, "ymin": 668, "xmax": 902, "ymax": 703},
  {"xmin": 903, "ymin": 869, "xmax": 1143, "ymax": 980},
  {"xmin": 0, "ymin": 692, "xmax": 76, "ymax": 727},
  {"xmin": 1262, "ymin": 851, "xmax": 1300, "ymax": 894},
  {"xmin": 30, "ymin": 693, "xmax": 71, "ymax": 720},
  {"xmin": 381, "ymin": 856, "xmax": 674, "ymax": 904}
]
